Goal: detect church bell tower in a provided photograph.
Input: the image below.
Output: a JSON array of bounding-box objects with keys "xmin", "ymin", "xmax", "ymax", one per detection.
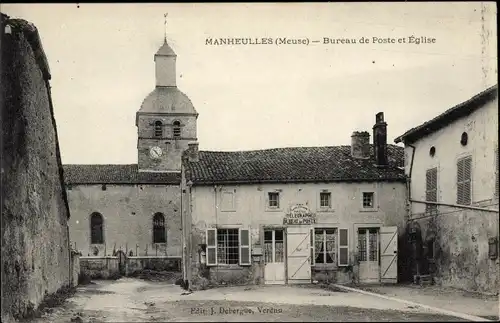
[{"xmin": 135, "ymin": 17, "xmax": 198, "ymax": 172}]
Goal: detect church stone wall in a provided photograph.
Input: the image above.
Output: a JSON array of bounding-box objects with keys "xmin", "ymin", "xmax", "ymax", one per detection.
[
  {"xmin": 67, "ymin": 184, "xmax": 182, "ymax": 257},
  {"xmin": 1, "ymin": 16, "xmax": 72, "ymax": 322}
]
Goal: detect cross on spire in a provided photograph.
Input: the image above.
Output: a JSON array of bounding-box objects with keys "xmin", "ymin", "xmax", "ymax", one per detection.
[{"xmin": 163, "ymin": 13, "xmax": 168, "ymax": 42}]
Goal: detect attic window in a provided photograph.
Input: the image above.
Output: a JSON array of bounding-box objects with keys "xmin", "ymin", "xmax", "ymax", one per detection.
[
  {"xmin": 154, "ymin": 121, "xmax": 163, "ymax": 138},
  {"xmin": 173, "ymin": 121, "xmax": 181, "ymax": 138},
  {"xmin": 460, "ymin": 132, "xmax": 468, "ymax": 146},
  {"xmin": 101, "ymin": 184, "xmax": 107, "ymax": 191},
  {"xmin": 429, "ymin": 146, "xmax": 436, "ymax": 157}
]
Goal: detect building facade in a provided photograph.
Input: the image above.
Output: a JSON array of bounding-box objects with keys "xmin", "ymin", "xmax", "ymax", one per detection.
[
  {"xmin": 394, "ymin": 85, "xmax": 499, "ymax": 295},
  {"xmin": 182, "ymin": 113, "xmax": 408, "ymax": 289},
  {"xmin": 64, "ymin": 40, "xmax": 197, "ymax": 260}
]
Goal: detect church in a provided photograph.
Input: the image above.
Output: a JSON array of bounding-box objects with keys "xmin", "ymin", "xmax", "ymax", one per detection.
[
  {"xmin": 64, "ymin": 39, "xmax": 195, "ymax": 260},
  {"xmin": 65, "ymin": 33, "xmax": 408, "ymax": 288}
]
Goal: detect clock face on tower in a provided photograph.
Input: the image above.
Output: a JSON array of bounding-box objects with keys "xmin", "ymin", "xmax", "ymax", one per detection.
[{"xmin": 149, "ymin": 146, "xmax": 163, "ymax": 159}]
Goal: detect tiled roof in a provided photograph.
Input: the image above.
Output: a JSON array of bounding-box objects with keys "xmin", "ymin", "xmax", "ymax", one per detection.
[
  {"xmin": 395, "ymin": 84, "xmax": 498, "ymax": 144},
  {"xmin": 184, "ymin": 145, "xmax": 405, "ymax": 185},
  {"xmin": 63, "ymin": 164, "xmax": 181, "ymax": 185}
]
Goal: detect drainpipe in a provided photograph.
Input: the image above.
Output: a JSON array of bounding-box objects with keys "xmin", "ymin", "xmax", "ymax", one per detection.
[{"xmin": 406, "ymin": 144, "xmax": 416, "ymax": 220}]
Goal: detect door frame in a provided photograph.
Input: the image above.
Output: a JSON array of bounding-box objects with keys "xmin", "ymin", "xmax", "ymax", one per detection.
[
  {"xmin": 354, "ymin": 223, "xmax": 382, "ymax": 283},
  {"xmin": 261, "ymin": 225, "xmax": 287, "ymax": 284},
  {"xmin": 285, "ymin": 225, "xmax": 313, "ymax": 284}
]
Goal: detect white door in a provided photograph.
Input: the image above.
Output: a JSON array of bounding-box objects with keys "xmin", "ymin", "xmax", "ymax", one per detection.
[
  {"xmin": 264, "ymin": 229, "xmax": 285, "ymax": 285},
  {"xmin": 286, "ymin": 226, "xmax": 311, "ymax": 284},
  {"xmin": 358, "ymin": 228, "xmax": 380, "ymax": 283},
  {"xmin": 380, "ymin": 226, "xmax": 398, "ymax": 283}
]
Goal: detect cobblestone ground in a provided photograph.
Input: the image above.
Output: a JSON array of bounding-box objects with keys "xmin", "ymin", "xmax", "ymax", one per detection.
[{"xmin": 24, "ymin": 278, "xmax": 470, "ymax": 322}]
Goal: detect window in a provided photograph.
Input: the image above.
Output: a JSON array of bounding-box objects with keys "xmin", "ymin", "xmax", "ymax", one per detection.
[
  {"xmin": 173, "ymin": 121, "xmax": 181, "ymax": 138},
  {"xmin": 362, "ymin": 192, "xmax": 374, "ymax": 208},
  {"xmin": 320, "ymin": 192, "xmax": 332, "ymax": 208},
  {"xmin": 264, "ymin": 229, "xmax": 284, "ymax": 264},
  {"xmin": 152, "ymin": 213, "xmax": 166, "ymax": 243},
  {"xmin": 314, "ymin": 229, "xmax": 336, "ymax": 264},
  {"xmin": 495, "ymin": 146, "xmax": 499, "ymax": 199},
  {"xmin": 154, "ymin": 120, "xmax": 163, "ymax": 137},
  {"xmin": 221, "ymin": 191, "xmax": 235, "ymax": 211},
  {"xmin": 90, "ymin": 212, "xmax": 104, "ymax": 244},
  {"xmin": 338, "ymin": 229, "xmax": 349, "ymax": 266},
  {"xmin": 268, "ymin": 192, "xmax": 280, "ymax": 208},
  {"xmin": 358, "ymin": 228, "xmax": 378, "ymax": 262},
  {"xmin": 429, "ymin": 146, "xmax": 436, "ymax": 157},
  {"xmin": 460, "ymin": 132, "xmax": 468, "ymax": 146},
  {"xmin": 206, "ymin": 228, "xmax": 251, "ymax": 266},
  {"xmin": 425, "ymin": 168, "xmax": 438, "ymax": 215},
  {"xmin": 457, "ymin": 156, "xmax": 472, "ymax": 205}
]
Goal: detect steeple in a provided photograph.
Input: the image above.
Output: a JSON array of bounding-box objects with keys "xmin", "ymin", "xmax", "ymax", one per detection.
[{"xmin": 155, "ymin": 13, "xmax": 177, "ymax": 87}]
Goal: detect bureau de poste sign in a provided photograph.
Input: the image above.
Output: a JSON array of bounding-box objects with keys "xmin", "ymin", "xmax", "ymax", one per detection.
[{"xmin": 283, "ymin": 204, "xmax": 316, "ymax": 225}]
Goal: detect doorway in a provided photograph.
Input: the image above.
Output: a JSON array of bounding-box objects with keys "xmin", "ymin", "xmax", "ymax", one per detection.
[
  {"xmin": 358, "ymin": 228, "xmax": 380, "ymax": 283},
  {"xmin": 286, "ymin": 226, "xmax": 312, "ymax": 284},
  {"xmin": 264, "ymin": 229, "xmax": 285, "ymax": 285}
]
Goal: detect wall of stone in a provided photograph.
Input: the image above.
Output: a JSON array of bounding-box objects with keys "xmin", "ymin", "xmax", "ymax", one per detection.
[
  {"xmin": 80, "ymin": 257, "xmax": 120, "ymax": 279},
  {"xmin": 67, "ymin": 184, "xmax": 182, "ymax": 257},
  {"xmin": 412, "ymin": 205, "xmax": 499, "ymax": 295},
  {"xmin": 1, "ymin": 15, "xmax": 72, "ymax": 321}
]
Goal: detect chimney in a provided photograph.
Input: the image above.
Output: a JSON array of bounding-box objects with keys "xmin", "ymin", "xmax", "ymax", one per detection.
[
  {"xmin": 373, "ymin": 112, "xmax": 388, "ymax": 166},
  {"xmin": 187, "ymin": 141, "xmax": 199, "ymax": 162},
  {"xmin": 351, "ymin": 131, "xmax": 370, "ymax": 159}
]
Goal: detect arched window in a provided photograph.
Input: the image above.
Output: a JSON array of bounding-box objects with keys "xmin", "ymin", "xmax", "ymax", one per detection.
[
  {"xmin": 154, "ymin": 120, "xmax": 163, "ymax": 138},
  {"xmin": 153, "ymin": 213, "xmax": 166, "ymax": 243},
  {"xmin": 172, "ymin": 121, "xmax": 181, "ymax": 138},
  {"xmin": 90, "ymin": 212, "xmax": 104, "ymax": 244}
]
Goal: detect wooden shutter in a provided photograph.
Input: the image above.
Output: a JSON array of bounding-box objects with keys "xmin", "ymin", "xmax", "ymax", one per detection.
[
  {"xmin": 425, "ymin": 168, "xmax": 438, "ymax": 214},
  {"xmin": 457, "ymin": 156, "xmax": 472, "ymax": 205},
  {"xmin": 338, "ymin": 228, "xmax": 349, "ymax": 266},
  {"xmin": 495, "ymin": 146, "xmax": 499, "ymax": 198},
  {"xmin": 206, "ymin": 228, "xmax": 217, "ymax": 266},
  {"xmin": 239, "ymin": 228, "xmax": 251, "ymax": 266},
  {"xmin": 310, "ymin": 228, "xmax": 315, "ymax": 266}
]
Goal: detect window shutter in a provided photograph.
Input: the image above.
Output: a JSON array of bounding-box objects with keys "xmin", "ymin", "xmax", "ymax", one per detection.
[
  {"xmin": 457, "ymin": 156, "xmax": 472, "ymax": 205},
  {"xmin": 495, "ymin": 147, "xmax": 499, "ymax": 198},
  {"xmin": 239, "ymin": 228, "xmax": 251, "ymax": 266},
  {"xmin": 206, "ymin": 228, "xmax": 217, "ymax": 266},
  {"xmin": 310, "ymin": 228, "xmax": 315, "ymax": 266},
  {"xmin": 338, "ymin": 228, "xmax": 349, "ymax": 266}
]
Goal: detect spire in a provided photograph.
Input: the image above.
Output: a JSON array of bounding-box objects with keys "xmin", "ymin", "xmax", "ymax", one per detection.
[{"xmin": 163, "ymin": 13, "xmax": 168, "ymax": 43}]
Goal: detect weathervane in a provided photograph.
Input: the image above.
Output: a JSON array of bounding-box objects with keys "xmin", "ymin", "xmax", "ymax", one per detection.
[{"xmin": 163, "ymin": 13, "xmax": 168, "ymax": 42}]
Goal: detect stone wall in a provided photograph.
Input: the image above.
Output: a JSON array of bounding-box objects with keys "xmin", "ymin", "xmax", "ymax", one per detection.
[
  {"xmin": 412, "ymin": 204, "xmax": 499, "ymax": 295},
  {"xmin": 1, "ymin": 14, "xmax": 72, "ymax": 321},
  {"xmin": 80, "ymin": 257, "xmax": 120, "ymax": 279}
]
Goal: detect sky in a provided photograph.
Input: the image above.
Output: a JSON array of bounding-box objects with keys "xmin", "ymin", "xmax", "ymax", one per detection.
[{"xmin": 2, "ymin": 2, "xmax": 498, "ymax": 165}]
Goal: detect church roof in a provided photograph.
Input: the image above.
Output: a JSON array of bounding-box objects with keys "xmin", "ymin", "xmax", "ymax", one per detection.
[
  {"xmin": 137, "ymin": 87, "xmax": 197, "ymax": 115},
  {"xmin": 183, "ymin": 145, "xmax": 405, "ymax": 185},
  {"xmin": 155, "ymin": 40, "xmax": 176, "ymax": 57},
  {"xmin": 63, "ymin": 164, "xmax": 181, "ymax": 185}
]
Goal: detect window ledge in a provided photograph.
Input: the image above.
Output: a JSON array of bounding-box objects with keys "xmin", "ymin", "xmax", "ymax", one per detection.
[
  {"xmin": 90, "ymin": 243, "xmax": 104, "ymax": 246},
  {"xmin": 220, "ymin": 209, "xmax": 236, "ymax": 213},
  {"xmin": 153, "ymin": 242, "xmax": 167, "ymax": 245},
  {"xmin": 359, "ymin": 208, "xmax": 377, "ymax": 213},
  {"xmin": 317, "ymin": 208, "xmax": 335, "ymax": 213}
]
